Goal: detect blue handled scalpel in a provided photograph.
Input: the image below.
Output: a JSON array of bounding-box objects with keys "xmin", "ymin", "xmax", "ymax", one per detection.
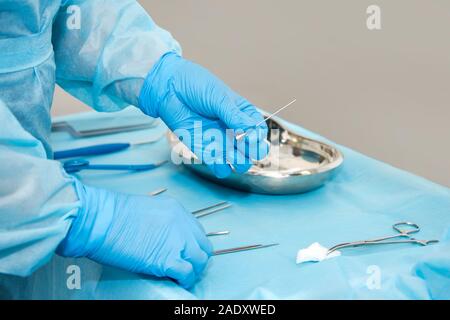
[
  {"xmin": 54, "ymin": 136, "xmax": 164, "ymax": 160},
  {"xmin": 63, "ymin": 158, "xmax": 168, "ymax": 174}
]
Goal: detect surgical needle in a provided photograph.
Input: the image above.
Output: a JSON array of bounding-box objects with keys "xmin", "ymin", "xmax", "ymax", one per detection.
[{"xmin": 235, "ymin": 98, "xmax": 297, "ymax": 141}]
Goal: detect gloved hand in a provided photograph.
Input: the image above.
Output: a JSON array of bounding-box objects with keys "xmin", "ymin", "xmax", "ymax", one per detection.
[
  {"xmin": 57, "ymin": 180, "xmax": 212, "ymax": 289},
  {"xmin": 138, "ymin": 52, "xmax": 269, "ymax": 178}
]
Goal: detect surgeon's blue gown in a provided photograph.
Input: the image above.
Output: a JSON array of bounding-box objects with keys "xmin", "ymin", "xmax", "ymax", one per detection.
[{"xmin": 0, "ymin": 0, "xmax": 180, "ymax": 276}]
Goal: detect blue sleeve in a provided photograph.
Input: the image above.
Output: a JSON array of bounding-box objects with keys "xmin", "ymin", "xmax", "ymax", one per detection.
[
  {"xmin": 52, "ymin": 0, "xmax": 182, "ymax": 111},
  {"xmin": 0, "ymin": 101, "xmax": 80, "ymax": 276}
]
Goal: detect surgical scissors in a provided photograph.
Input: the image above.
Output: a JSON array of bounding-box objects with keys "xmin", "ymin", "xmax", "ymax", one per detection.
[
  {"xmin": 63, "ymin": 158, "xmax": 167, "ymax": 173},
  {"xmin": 327, "ymin": 222, "xmax": 439, "ymax": 255}
]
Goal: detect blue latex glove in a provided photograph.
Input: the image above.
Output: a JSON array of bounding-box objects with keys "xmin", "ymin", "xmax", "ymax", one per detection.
[
  {"xmin": 57, "ymin": 180, "xmax": 212, "ymax": 289},
  {"xmin": 139, "ymin": 52, "xmax": 269, "ymax": 178}
]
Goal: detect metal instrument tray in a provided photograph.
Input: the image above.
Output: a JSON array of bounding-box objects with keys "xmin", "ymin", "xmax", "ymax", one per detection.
[{"xmin": 167, "ymin": 117, "xmax": 344, "ymax": 195}]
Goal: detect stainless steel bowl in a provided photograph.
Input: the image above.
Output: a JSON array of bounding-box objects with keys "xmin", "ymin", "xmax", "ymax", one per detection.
[{"xmin": 167, "ymin": 117, "xmax": 344, "ymax": 195}]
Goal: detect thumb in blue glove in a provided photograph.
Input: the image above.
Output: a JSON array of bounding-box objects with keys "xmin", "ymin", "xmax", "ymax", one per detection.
[
  {"xmin": 57, "ymin": 180, "xmax": 212, "ymax": 289},
  {"xmin": 139, "ymin": 52, "xmax": 269, "ymax": 179}
]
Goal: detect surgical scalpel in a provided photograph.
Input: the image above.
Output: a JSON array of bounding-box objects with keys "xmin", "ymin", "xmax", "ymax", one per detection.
[
  {"xmin": 327, "ymin": 222, "xmax": 439, "ymax": 255},
  {"xmin": 213, "ymin": 243, "xmax": 279, "ymax": 256},
  {"xmin": 54, "ymin": 138, "xmax": 164, "ymax": 160}
]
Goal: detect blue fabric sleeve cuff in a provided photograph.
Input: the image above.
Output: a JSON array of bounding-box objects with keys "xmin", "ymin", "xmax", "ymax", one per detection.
[{"xmin": 56, "ymin": 180, "xmax": 114, "ymax": 258}]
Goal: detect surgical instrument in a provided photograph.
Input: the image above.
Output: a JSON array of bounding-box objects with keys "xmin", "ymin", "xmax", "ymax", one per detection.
[
  {"xmin": 213, "ymin": 243, "xmax": 279, "ymax": 256},
  {"xmin": 168, "ymin": 115, "xmax": 344, "ymax": 195},
  {"xmin": 149, "ymin": 188, "xmax": 168, "ymax": 196},
  {"xmin": 327, "ymin": 222, "xmax": 439, "ymax": 255},
  {"xmin": 63, "ymin": 159, "xmax": 168, "ymax": 174},
  {"xmin": 192, "ymin": 201, "xmax": 232, "ymax": 218},
  {"xmin": 192, "ymin": 201, "xmax": 228, "ymax": 214},
  {"xmin": 51, "ymin": 121, "xmax": 156, "ymax": 138},
  {"xmin": 54, "ymin": 136, "xmax": 164, "ymax": 160},
  {"xmin": 206, "ymin": 231, "xmax": 230, "ymax": 237},
  {"xmin": 51, "ymin": 110, "xmax": 159, "ymax": 138},
  {"xmin": 235, "ymin": 98, "xmax": 297, "ymax": 141}
]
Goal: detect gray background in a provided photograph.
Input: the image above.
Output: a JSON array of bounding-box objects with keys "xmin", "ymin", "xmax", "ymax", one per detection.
[{"xmin": 52, "ymin": 0, "xmax": 450, "ymax": 187}]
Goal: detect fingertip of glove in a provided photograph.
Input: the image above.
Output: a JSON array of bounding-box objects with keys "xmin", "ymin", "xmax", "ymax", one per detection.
[
  {"xmin": 203, "ymin": 239, "xmax": 214, "ymax": 257},
  {"xmin": 232, "ymin": 162, "xmax": 253, "ymax": 174},
  {"xmin": 166, "ymin": 259, "xmax": 197, "ymax": 289},
  {"xmin": 210, "ymin": 163, "xmax": 232, "ymax": 179},
  {"xmin": 188, "ymin": 248, "xmax": 211, "ymax": 276}
]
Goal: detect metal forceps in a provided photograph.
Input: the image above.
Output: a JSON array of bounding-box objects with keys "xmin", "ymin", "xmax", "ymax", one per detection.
[
  {"xmin": 192, "ymin": 201, "xmax": 232, "ymax": 218},
  {"xmin": 213, "ymin": 243, "xmax": 279, "ymax": 256},
  {"xmin": 328, "ymin": 222, "xmax": 439, "ymax": 255}
]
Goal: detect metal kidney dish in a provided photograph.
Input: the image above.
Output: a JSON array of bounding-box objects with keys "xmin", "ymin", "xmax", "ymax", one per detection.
[{"xmin": 167, "ymin": 117, "xmax": 344, "ymax": 195}]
